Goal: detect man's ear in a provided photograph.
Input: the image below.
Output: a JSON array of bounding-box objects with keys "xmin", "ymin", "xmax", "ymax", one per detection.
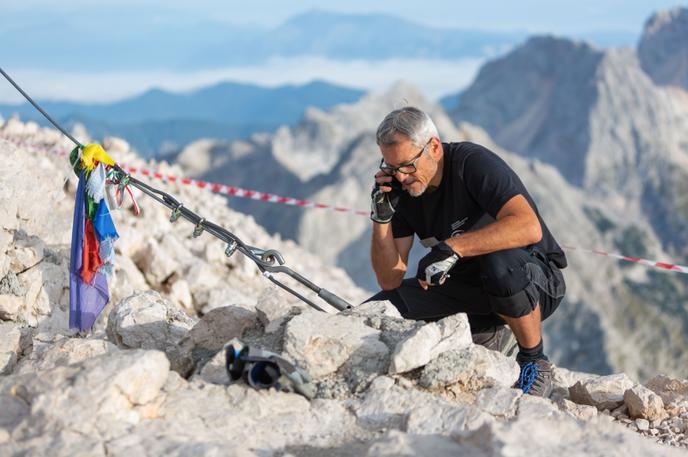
[{"xmin": 429, "ymin": 137, "xmax": 441, "ymax": 159}]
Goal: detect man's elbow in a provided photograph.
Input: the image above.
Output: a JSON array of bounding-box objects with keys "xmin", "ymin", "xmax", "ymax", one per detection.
[
  {"xmin": 529, "ymin": 220, "xmax": 543, "ymax": 244},
  {"xmin": 377, "ymin": 273, "xmax": 404, "ymax": 291}
]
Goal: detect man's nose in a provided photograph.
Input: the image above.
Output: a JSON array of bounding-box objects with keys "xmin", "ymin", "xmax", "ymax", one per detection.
[{"xmin": 394, "ymin": 171, "xmax": 410, "ymax": 181}]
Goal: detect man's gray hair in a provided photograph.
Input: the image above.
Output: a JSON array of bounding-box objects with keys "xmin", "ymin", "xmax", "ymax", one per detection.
[{"xmin": 376, "ymin": 106, "xmax": 439, "ymax": 147}]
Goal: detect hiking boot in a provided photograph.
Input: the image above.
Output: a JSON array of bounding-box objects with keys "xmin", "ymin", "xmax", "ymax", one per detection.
[
  {"xmin": 514, "ymin": 358, "xmax": 553, "ymax": 398},
  {"xmin": 472, "ymin": 325, "xmax": 518, "ymax": 357}
]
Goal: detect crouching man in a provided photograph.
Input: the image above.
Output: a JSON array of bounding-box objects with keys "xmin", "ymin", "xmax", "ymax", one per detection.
[{"xmin": 367, "ymin": 106, "xmax": 567, "ymax": 397}]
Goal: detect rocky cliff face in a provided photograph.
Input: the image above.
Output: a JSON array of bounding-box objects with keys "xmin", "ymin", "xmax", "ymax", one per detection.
[
  {"xmin": 2, "ymin": 120, "xmax": 688, "ymax": 455},
  {"xmin": 638, "ymin": 7, "xmax": 688, "ymax": 90}
]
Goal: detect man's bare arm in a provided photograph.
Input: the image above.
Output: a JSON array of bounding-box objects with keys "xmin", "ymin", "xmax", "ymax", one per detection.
[
  {"xmin": 444, "ymin": 194, "xmax": 542, "ymax": 257},
  {"xmin": 371, "ymin": 223, "xmax": 413, "ymax": 290}
]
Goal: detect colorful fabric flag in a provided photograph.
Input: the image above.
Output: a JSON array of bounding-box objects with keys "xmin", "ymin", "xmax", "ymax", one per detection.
[{"xmin": 69, "ymin": 171, "xmax": 110, "ymax": 331}]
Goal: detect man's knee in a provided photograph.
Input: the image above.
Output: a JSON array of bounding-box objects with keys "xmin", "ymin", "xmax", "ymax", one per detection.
[
  {"xmin": 477, "ymin": 249, "xmax": 539, "ymax": 318},
  {"xmin": 477, "ymin": 250, "xmax": 531, "ymax": 295}
]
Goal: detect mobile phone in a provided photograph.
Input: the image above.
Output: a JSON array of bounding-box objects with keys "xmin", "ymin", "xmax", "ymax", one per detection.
[{"xmin": 380, "ymin": 180, "xmax": 402, "ymax": 191}]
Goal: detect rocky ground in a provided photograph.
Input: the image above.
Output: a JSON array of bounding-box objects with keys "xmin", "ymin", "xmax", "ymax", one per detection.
[{"xmin": 2, "ymin": 120, "xmax": 688, "ymax": 455}]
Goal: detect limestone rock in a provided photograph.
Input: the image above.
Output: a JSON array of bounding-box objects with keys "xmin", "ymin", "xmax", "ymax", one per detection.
[
  {"xmin": 133, "ymin": 238, "xmax": 179, "ymax": 286},
  {"xmin": 255, "ymin": 286, "xmax": 294, "ymax": 333},
  {"xmin": 178, "ymin": 305, "xmax": 257, "ymax": 375},
  {"xmin": 168, "ymin": 279, "xmax": 193, "ymax": 312},
  {"xmin": 455, "ymin": 409, "xmax": 686, "ymax": 457},
  {"xmin": 0, "ymin": 322, "xmax": 21, "ymax": 374},
  {"xmin": 0, "ymin": 294, "xmax": 22, "ymax": 321},
  {"xmin": 518, "ymin": 394, "xmax": 565, "ymax": 420},
  {"xmin": 354, "ymin": 376, "xmax": 492, "ymax": 434},
  {"xmin": 283, "ymin": 310, "xmax": 388, "ymax": 379},
  {"xmin": 196, "ymin": 340, "xmax": 236, "ymax": 385},
  {"xmin": 568, "ymin": 373, "xmax": 635, "ymax": 410},
  {"xmin": 419, "ymin": 345, "xmax": 519, "ymax": 391},
  {"xmin": 645, "ymin": 374, "xmax": 688, "ymax": 407},
  {"xmin": 475, "ymin": 386, "xmax": 522, "ymax": 418},
  {"xmin": 8, "ymin": 232, "xmax": 44, "ymax": 272},
  {"xmin": 624, "ymin": 384, "xmax": 666, "ymax": 421},
  {"xmin": 389, "ymin": 313, "xmax": 472, "ymax": 374},
  {"xmin": 106, "ymin": 291, "xmax": 195, "ymax": 373},
  {"xmin": 556, "ymin": 398, "xmax": 599, "ymax": 422},
  {"xmin": 364, "ymin": 430, "xmax": 467, "ymax": 456},
  {"xmin": 0, "ymin": 350, "xmax": 169, "ymax": 439},
  {"xmin": 15, "ymin": 336, "xmax": 118, "ymax": 374},
  {"xmin": 348, "ymin": 300, "xmax": 402, "ymax": 319},
  {"xmin": 0, "ymin": 271, "xmax": 25, "ymax": 296}
]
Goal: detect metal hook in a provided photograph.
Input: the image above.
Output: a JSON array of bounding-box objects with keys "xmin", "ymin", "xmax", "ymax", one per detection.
[
  {"xmin": 261, "ymin": 249, "xmax": 285, "ymax": 266},
  {"xmin": 170, "ymin": 204, "xmax": 183, "ymax": 223},
  {"xmin": 225, "ymin": 240, "xmax": 238, "ymax": 257},
  {"xmin": 193, "ymin": 218, "xmax": 205, "ymax": 238}
]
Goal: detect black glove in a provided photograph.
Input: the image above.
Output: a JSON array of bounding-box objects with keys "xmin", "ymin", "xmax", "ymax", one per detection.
[
  {"xmin": 416, "ymin": 241, "xmax": 460, "ymax": 285},
  {"xmin": 370, "ymin": 180, "xmax": 401, "ymax": 224}
]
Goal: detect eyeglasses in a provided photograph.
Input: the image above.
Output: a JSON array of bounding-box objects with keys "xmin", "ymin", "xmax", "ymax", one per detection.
[{"xmin": 379, "ymin": 139, "xmax": 431, "ymax": 176}]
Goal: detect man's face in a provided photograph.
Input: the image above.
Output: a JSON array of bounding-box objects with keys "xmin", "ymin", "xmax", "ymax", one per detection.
[{"xmin": 380, "ymin": 137, "xmax": 439, "ymax": 197}]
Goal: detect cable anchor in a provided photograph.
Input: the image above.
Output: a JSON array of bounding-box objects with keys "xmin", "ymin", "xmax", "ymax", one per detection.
[
  {"xmin": 192, "ymin": 218, "xmax": 205, "ymax": 238},
  {"xmin": 170, "ymin": 204, "xmax": 183, "ymax": 223},
  {"xmin": 225, "ymin": 239, "xmax": 238, "ymax": 258}
]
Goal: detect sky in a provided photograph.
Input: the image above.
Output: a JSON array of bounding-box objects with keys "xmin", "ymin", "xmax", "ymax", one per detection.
[
  {"xmin": 0, "ymin": 0, "xmax": 685, "ymax": 104},
  {"xmin": 4, "ymin": 0, "xmax": 681, "ymax": 32}
]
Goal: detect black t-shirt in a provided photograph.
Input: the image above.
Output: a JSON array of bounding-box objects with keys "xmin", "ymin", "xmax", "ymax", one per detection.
[{"xmin": 391, "ymin": 142, "xmax": 567, "ymax": 269}]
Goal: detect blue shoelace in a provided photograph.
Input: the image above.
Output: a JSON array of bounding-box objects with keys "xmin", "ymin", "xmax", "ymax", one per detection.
[{"xmin": 516, "ymin": 362, "xmax": 538, "ymax": 394}]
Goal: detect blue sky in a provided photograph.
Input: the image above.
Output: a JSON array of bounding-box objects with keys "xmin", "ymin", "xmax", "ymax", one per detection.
[
  {"xmin": 5, "ymin": 0, "xmax": 682, "ymax": 32},
  {"xmin": 1, "ymin": 1, "xmax": 684, "ymax": 103}
]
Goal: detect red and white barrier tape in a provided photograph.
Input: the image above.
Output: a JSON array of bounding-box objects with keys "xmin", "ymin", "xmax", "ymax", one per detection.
[
  {"xmin": 3, "ymin": 134, "xmax": 688, "ymax": 275},
  {"xmin": 561, "ymin": 245, "xmax": 688, "ymax": 274}
]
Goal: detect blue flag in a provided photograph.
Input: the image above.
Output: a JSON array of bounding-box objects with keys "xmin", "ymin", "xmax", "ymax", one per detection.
[{"xmin": 69, "ymin": 173, "xmax": 109, "ymax": 331}]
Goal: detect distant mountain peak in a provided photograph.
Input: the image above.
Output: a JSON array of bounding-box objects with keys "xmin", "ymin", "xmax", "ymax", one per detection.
[{"xmin": 638, "ymin": 6, "xmax": 688, "ymax": 89}]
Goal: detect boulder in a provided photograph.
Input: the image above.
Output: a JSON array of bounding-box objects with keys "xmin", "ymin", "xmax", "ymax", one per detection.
[
  {"xmin": 624, "ymin": 384, "xmax": 667, "ymax": 421},
  {"xmin": 354, "ymin": 376, "xmax": 492, "ymax": 434},
  {"xmin": 556, "ymin": 398, "xmax": 599, "ymax": 422},
  {"xmin": 0, "ymin": 350, "xmax": 169, "ymax": 440},
  {"xmin": 106, "ymin": 291, "xmax": 195, "ymax": 373},
  {"xmin": 0, "ymin": 322, "xmax": 21, "ymax": 374},
  {"xmin": 348, "ymin": 300, "xmax": 402, "ymax": 319},
  {"xmin": 178, "ymin": 306, "xmax": 257, "ymax": 375},
  {"xmin": 132, "ymin": 238, "xmax": 179, "ymax": 286},
  {"xmin": 645, "ymin": 374, "xmax": 688, "ymax": 407},
  {"xmin": 419, "ymin": 345, "xmax": 519, "ymax": 391},
  {"xmin": 15, "ymin": 336, "xmax": 118, "ymax": 374},
  {"xmin": 475, "ymin": 386, "xmax": 522, "ymax": 418},
  {"xmin": 168, "ymin": 279, "xmax": 193, "ymax": 312},
  {"xmin": 255, "ymin": 286, "xmax": 296, "ymax": 333},
  {"xmin": 568, "ymin": 373, "xmax": 635, "ymax": 410},
  {"xmin": 388, "ymin": 313, "xmax": 472, "ymax": 374},
  {"xmin": 196, "ymin": 341, "xmax": 235, "ymax": 385},
  {"xmin": 455, "ymin": 407, "xmax": 686, "ymax": 457},
  {"xmin": 283, "ymin": 310, "xmax": 388, "ymax": 379}
]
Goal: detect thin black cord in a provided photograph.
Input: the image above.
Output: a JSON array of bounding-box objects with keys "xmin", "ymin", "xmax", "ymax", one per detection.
[{"xmin": 0, "ymin": 66, "xmax": 84, "ymax": 148}]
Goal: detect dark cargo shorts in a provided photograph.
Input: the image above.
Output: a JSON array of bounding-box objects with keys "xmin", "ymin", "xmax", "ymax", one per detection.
[{"xmin": 365, "ymin": 246, "xmax": 566, "ymax": 333}]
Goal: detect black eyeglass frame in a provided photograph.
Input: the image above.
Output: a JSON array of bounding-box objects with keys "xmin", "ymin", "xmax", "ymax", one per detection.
[{"xmin": 379, "ymin": 139, "xmax": 432, "ymax": 176}]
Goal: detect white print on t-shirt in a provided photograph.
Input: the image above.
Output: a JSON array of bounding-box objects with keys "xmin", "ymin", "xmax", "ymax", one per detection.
[{"xmin": 450, "ymin": 217, "xmax": 469, "ymax": 237}]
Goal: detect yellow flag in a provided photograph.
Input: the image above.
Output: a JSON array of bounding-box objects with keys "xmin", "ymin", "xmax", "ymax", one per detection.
[{"xmin": 81, "ymin": 143, "xmax": 115, "ymax": 170}]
